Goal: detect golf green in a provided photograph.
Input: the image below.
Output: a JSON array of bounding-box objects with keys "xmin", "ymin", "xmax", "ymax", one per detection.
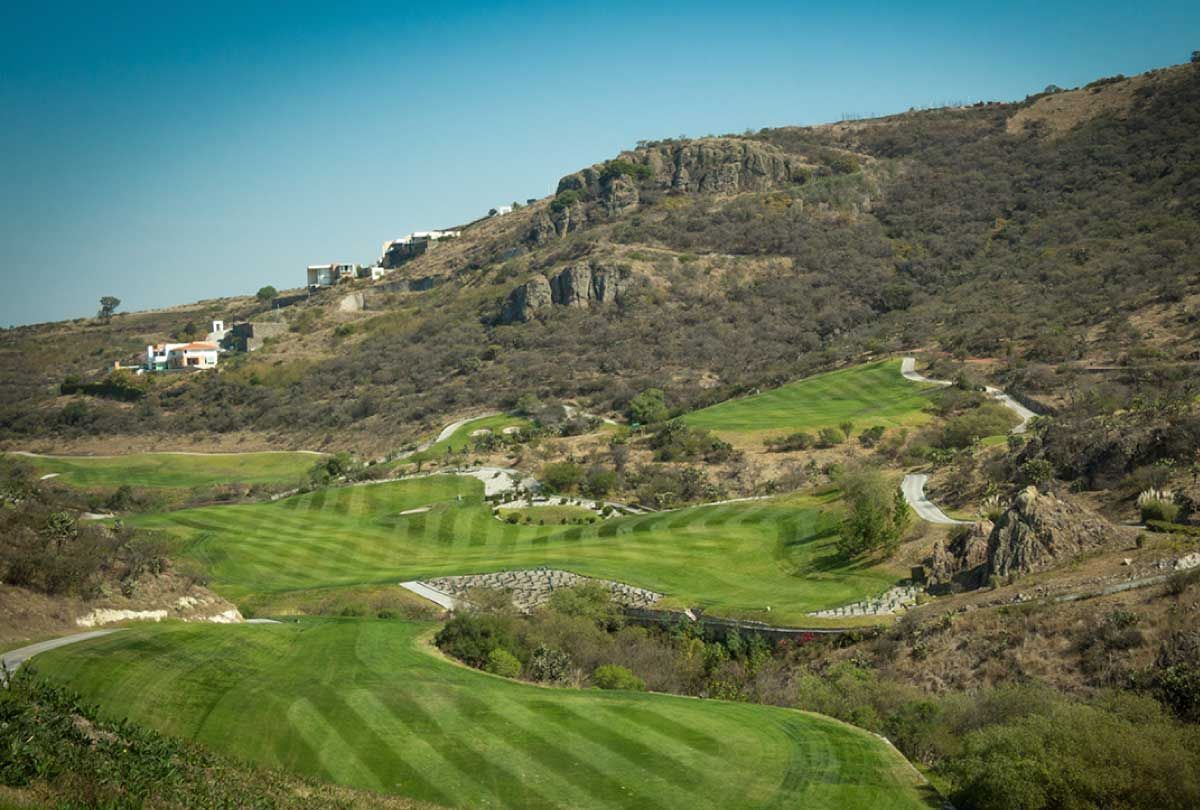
[
  {"xmin": 136, "ymin": 476, "xmax": 901, "ymax": 625},
  {"xmin": 683, "ymin": 360, "xmax": 938, "ymax": 436},
  {"xmin": 33, "ymin": 620, "xmax": 935, "ymax": 809},
  {"xmin": 19, "ymin": 451, "xmax": 319, "ymax": 490}
]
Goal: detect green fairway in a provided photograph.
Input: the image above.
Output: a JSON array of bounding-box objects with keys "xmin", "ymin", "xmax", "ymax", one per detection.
[
  {"xmin": 410, "ymin": 414, "xmax": 531, "ymax": 462},
  {"xmin": 19, "ymin": 451, "xmax": 319, "ymax": 490},
  {"xmin": 134, "ymin": 476, "xmax": 900, "ymax": 626},
  {"xmin": 683, "ymin": 359, "xmax": 938, "ymax": 436},
  {"xmin": 34, "ymin": 620, "xmax": 934, "ymax": 809}
]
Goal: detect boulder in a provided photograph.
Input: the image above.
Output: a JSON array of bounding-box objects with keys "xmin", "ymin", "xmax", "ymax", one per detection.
[
  {"xmin": 499, "ymin": 277, "xmax": 553, "ymax": 323},
  {"xmin": 337, "ymin": 292, "xmax": 365, "ymax": 312}
]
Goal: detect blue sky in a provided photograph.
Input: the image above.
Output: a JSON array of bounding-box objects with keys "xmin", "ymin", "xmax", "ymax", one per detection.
[{"xmin": 2, "ymin": 1, "xmax": 1197, "ymax": 327}]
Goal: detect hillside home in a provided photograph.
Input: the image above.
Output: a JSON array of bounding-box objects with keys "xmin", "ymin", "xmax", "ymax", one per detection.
[
  {"xmin": 145, "ymin": 342, "xmax": 219, "ymax": 371},
  {"xmin": 379, "ymin": 230, "xmax": 460, "ymax": 269},
  {"xmin": 359, "ymin": 265, "xmax": 390, "ymax": 281},
  {"xmin": 307, "ymin": 263, "xmax": 359, "ymax": 288}
]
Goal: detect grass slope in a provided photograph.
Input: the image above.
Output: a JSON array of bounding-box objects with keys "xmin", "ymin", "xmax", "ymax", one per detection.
[
  {"xmin": 136, "ymin": 476, "xmax": 900, "ymax": 625},
  {"xmin": 683, "ymin": 359, "xmax": 937, "ymax": 436},
  {"xmin": 34, "ymin": 620, "xmax": 934, "ymax": 809},
  {"xmin": 21, "ymin": 452, "xmax": 319, "ymax": 490}
]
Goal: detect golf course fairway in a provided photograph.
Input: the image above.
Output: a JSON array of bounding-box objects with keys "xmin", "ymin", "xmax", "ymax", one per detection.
[
  {"xmin": 136, "ymin": 476, "xmax": 901, "ymax": 625},
  {"xmin": 682, "ymin": 360, "xmax": 938, "ymax": 437},
  {"xmin": 33, "ymin": 620, "xmax": 935, "ymax": 809},
  {"xmin": 19, "ymin": 451, "xmax": 319, "ymax": 490}
]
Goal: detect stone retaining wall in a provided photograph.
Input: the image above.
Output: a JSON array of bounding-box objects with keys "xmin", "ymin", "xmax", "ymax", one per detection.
[{"xmin": 420, "ymin": 568, "xmax": 662, "ymax": 613}]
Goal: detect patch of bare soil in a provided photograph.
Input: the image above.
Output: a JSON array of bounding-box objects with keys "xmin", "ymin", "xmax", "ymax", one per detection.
[{"xmin": 0, "ymin": 572, "xmax": 242, "ymax": 646}]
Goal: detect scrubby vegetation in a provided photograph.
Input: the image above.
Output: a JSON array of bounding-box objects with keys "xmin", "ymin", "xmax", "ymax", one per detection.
[
  {"xmin": 0, "ymin": 456, "xmax": 172, "ymax": 598},
  {"xmin": 438, "ymin": 584, "xmax": 1200, "ymax": 809}
]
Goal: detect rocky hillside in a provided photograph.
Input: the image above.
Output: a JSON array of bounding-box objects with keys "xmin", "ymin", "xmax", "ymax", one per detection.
[{"xmin": 1, "ymin": 61, "xmax": 1197, "ymax": 467}]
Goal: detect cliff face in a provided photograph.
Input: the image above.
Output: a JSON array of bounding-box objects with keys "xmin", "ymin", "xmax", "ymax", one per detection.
[
  {"xmin": 559, "ymin": 138, "xmax": 801, "ymax": 198},
  {"xmin": 499, "ymin": 261, "xmax": 634, "ymax": 323},
  {"xmin": 528, "ymin": 138, "xmax": 805, "ymax": 243}
]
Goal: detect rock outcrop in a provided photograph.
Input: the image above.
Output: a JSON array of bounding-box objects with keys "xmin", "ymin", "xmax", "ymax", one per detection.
[
  {"xmin": 530, "ymin": 138, "xmax": 805, "ymax": 244},
  {"xmin": 988, "ymin": 486, "xmax": 1125, "ymax": 579},
  {"xmin": 499, "ymin": 276, "xmax": 554, "ymax": 323},
  {"xmin": 928, "ymin": 487, "xmax": 1125, "ymax": 590},
  {"xmin": 928, "ymin": 519, "xmax": 993, "ymax": 588},
  {"xmin": 499, "ymin": 261, "xmax": 633, "ymax": 324}
]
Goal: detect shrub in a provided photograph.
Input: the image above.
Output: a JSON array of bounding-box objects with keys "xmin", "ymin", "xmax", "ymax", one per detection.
[
  {"xmin": 629, "ymin": 388, "xmax": 669, "ymax": 425},
  {"xmin": 766, "ymin": 431, "xmax": 814, "ymax": 452},
  {"xmin": 817, "ymin": 426, "xmax": 845, "ymax": 447},
  {"xmin": 549, "ymin": 189, "xmax": 582, "ymax": 212},
  {"xmin": 858, "ymin": 425, "xmax": 886, "ymax": 448},
  {"xmin": 582, "ymin": 467, "xmax": 617, "ymax": 497},
  {"xmin": 484, "ymin": 647, "xmax": 522, "ymax": 678},
  {"xmin": 255, "ymin": 285, "xmax": 278, "ymax": 302},
  {"xmin": 599, "ymin": 159, "xmax": 652, "ymax": 183},
  {"xmin": 529, "ymin": 644, "xmax": 573, "ymax": 684},
  {"xmin": 1139, "ymin": 489, "xmax": 1180, "ymax": 523},
  {"xmin": 434, "ymin": 613, "xmax": 517, "ymax": 669},
  {"xmin": 937, "ymin": 403, "xmax": 1019, "ymax": 449},
  {"xmin": 592, "ymin": 664, "xmax": 645, "ymax": 691},
  {"xmin": 649, "ymin": 421, "xmax": 732, "ymax": 462}
]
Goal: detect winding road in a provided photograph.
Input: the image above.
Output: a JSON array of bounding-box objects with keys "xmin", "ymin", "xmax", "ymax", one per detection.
[
  {"xmin": 901, "ymin": 474, "xmax": 971, "ymax": 526},
  {"xmin": 900, "ymin": 356, "xmax": 1037, "ymax": 433},
  {"xmin": 2, "ymin": 630, "xmax": 118, "ymax": 681},
  {"xmin": 900, "ymin": 356, "xmax": 1036, "ymax": 525}
]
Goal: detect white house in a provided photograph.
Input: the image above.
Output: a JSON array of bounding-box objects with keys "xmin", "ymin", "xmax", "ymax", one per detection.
[
  {"xmin": 167, "ymin": 342, "xmax": 219, "ymax": 369},
  {"xmin": 146, "ymin": 342, "xmax": 219, "ymax": 371}
]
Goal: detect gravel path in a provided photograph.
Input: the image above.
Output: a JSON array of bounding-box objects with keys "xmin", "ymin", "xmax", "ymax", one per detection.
[{"xmin": 901, "ymin": 473, "xmax": 971, "ymax": 526}]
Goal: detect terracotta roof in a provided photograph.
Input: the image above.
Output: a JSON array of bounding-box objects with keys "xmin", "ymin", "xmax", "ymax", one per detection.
[{"xmin": 174, "ymin": 342, "xmax": 218, "ymax": 351}]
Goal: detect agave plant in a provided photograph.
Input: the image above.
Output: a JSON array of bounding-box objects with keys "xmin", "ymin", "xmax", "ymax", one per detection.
[
  {"xmin": 979, "ymin": 494, "xmax": 1005, "ymax": 522},
  {"xmin": 1138, "ymin": 488, "xmax": 1179, "ymax": 523}
]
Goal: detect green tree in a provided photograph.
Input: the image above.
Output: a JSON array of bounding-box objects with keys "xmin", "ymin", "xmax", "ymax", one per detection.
[
  {"xmin": 255, "ymin": 285, "xmax": 278, "ymax": 303},
  {"xmin": 541, "ymin": 461, "xmax": 583, "ymax": 493},
  {"xmin": 629, "ymin": 388, "xmax": 668, "ymax": 425},
  {"xmin": 514, "ymin": 393, "xmax": 541, "ymax": 416},
  {"xmin": 837, "ymin": 464, "xmax": 907, "ymax": 557},
  {"xmin": 97, "ymin": 296, "xmax": 121, "ymax": 322}
]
